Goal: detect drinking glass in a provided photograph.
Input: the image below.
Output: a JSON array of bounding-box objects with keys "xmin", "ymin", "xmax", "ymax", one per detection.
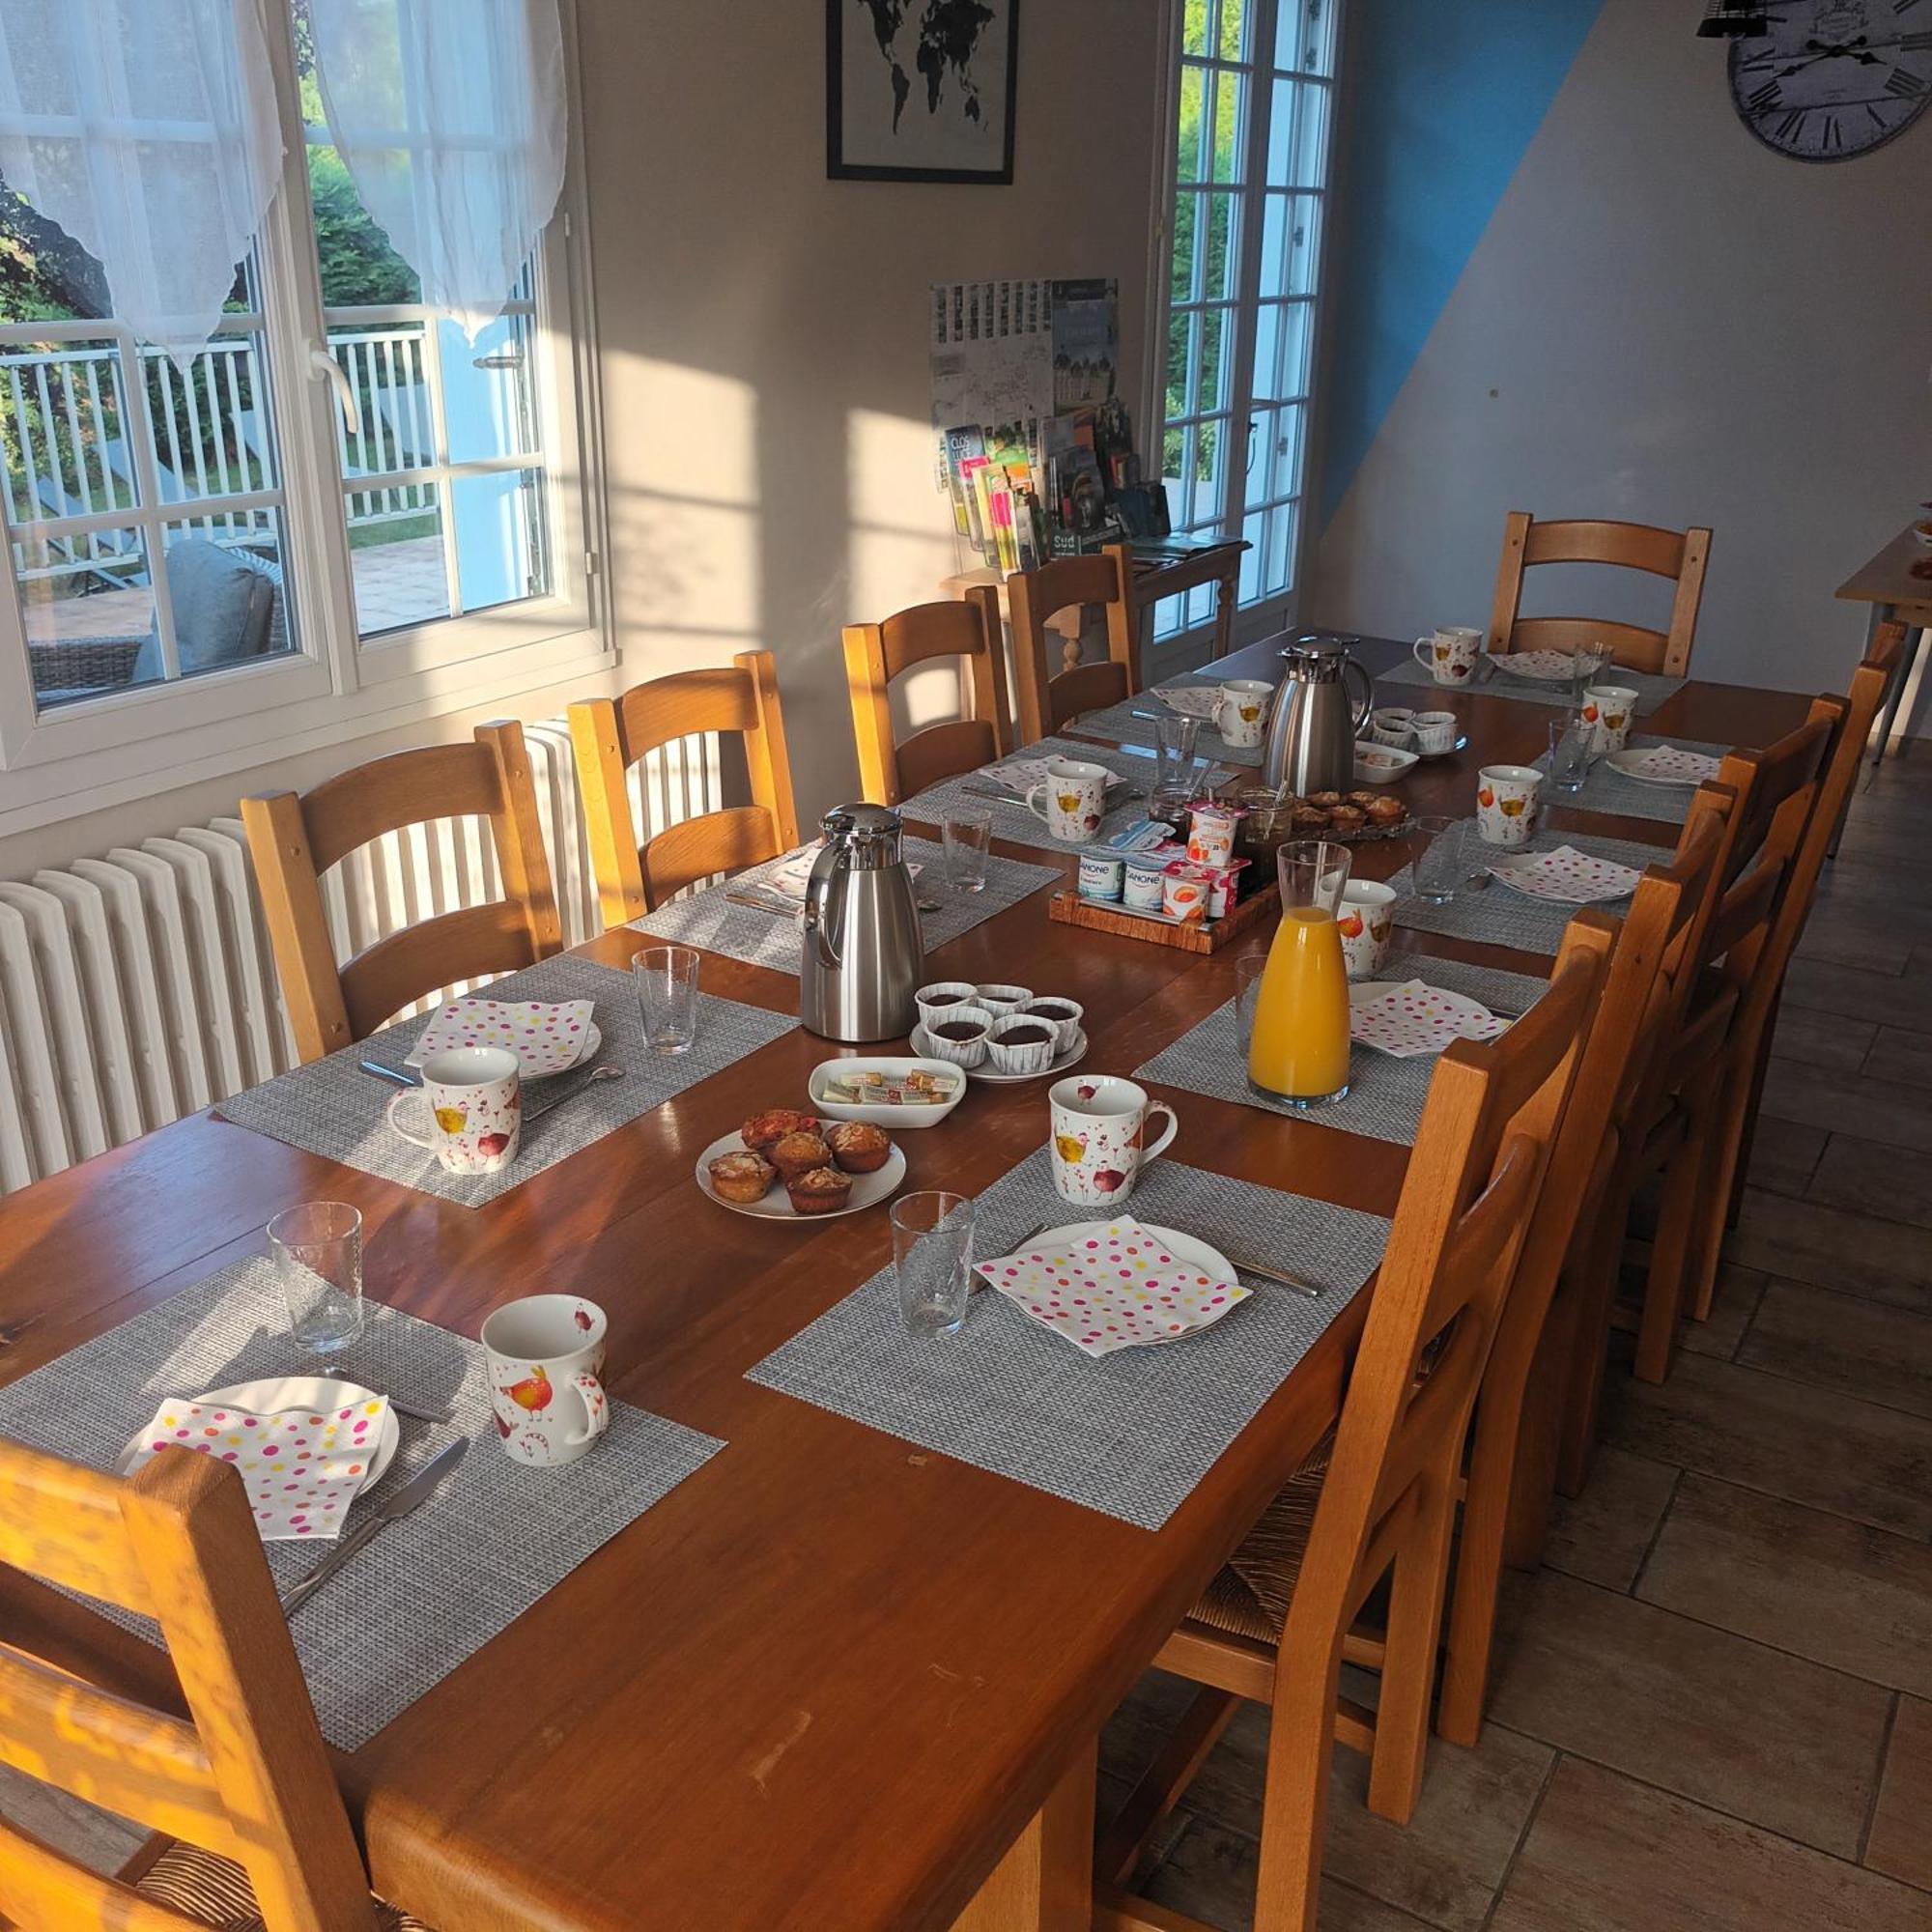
[
  {"xmin": 941, "ymin": 807, "xmax": 993, "ymax": 892},
  {"xmin": 1409, "ymin": 815, "xmax": 1464, "ymax": 903},
  {"xmin": 635, "ymin": 945, "xmax": 700, "ymax": 1055},
  {"xmin": 268, "ymin": 1202, "xmax": 364, "ymax": 1354},
  {"xmin": 893, "ymin": 1191, "xmax": 976, "ymax": 1337},
  {"xmin": 1546, "ymin": 709, "xmax": 1596, "ymax": 795},
  {"xmin": 1151, "ymin": 713, "xmax": 1202, "ymax": 822},
  {"xmin": 1234, "ymin": 952, "xmax": 1269, "ymax": 1054}
]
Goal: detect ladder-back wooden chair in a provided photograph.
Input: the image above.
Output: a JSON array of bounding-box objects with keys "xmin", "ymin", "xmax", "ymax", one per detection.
[
  {"xmin": 1008, "ymin": 545, "xmax": 1136, "ymax": 745},
  {"xmin": 0, "ymin": 1437, "xmax": 422, "ymax": 1931},
  {"xmin": 569, "ymin": 650, "xmax": 798, "ymax": 925},
  {"xmin": 842, "ymin": 588, "xmax": 1010, "ymax": 807},
  {"xmin": 1487, "ymin": 511, "xmax": 1712, "ymax": 677},
  {"xmin": 1436, "ymin": 795, "xmax": 1734, "ymax": 1749},
  {"xmin": 242, "ymin": 721, "xmax": 561, "ymax": 1065},
  {"xmin": 1095, "ymin": 926, "xmax": 1608, "ymax": 1932}
]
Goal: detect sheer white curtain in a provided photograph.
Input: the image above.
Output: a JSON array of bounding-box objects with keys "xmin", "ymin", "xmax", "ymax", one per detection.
[
  {"xmin": 0, "ymin": 0, "xmax": 284, "ymax": 364},
  {"xmin": 308, "ymin": 0, "xmax": 566, "ymax": 339}
]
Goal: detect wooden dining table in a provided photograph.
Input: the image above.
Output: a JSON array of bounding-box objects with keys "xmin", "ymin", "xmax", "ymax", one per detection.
[{"xmin": 0, "ymin": 637, "xmax": 1815, "ymax": 1932}]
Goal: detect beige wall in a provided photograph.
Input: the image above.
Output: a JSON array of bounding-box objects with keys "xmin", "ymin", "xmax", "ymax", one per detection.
[
  {"xmin": 0, "ymin": 0, "xmax": 1162, "ymax": 877},
  {"xmin": 579, "ymin": 0, "xmax": 1161, "ymax": 827}
]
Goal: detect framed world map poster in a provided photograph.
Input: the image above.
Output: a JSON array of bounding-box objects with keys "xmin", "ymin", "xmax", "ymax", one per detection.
[{"xmin": 828, "ymin": 0, "xmax": 1019, "ymax": 184}]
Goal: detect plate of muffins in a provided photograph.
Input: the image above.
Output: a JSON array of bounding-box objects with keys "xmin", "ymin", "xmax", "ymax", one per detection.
[{"xmin": 696, "ymin": 1107, "xmax": 906, "ymax": 1221}]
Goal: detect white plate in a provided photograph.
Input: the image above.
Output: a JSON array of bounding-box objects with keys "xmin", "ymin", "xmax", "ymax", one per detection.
[
  {"xmin": 116, "ymin": 1376, "xmax": 403, "ymax": 1503},
  {"xmin": 696, "ymin": 1130, "xmax": 906, "ymax": 1220},
  {"xmin": 911, "ymin": 1021, "xmax": 1089, "ymax": 1084},
  {"xmin": 407, "ymin": 1008, "xmax": 601, "ymax": 1080},
  {"xmin": 1353, "ymin": 745, "xmax": 1418, "ymax": 784},
  {"xmin": 1604, "ymin": 746, "xmax": 1718, "ymax": 788},
  {"xmin": 1487, "ymin": 846, "xmax": 1643, "ymax": 904},
  {"xmin": 1032, "ymin": 1219, "xmax": 1236, "ymax": 1286},
  {"xmin": 808, "ymin": 1056, "xmax": 968, "ymax": 1126},
  {"xmin": 1349, "ymin": 980, "xmax": 1511, "ymax": 1058},
  {"xmin": 1486, "ymin": 649, "xmax": 1596, "ymax": 683}
]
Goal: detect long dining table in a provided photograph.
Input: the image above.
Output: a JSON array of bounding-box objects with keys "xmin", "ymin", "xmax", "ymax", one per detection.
[{"xmin": 0, "ymin": 634, "xmax": 1816, "ymax": 1931}]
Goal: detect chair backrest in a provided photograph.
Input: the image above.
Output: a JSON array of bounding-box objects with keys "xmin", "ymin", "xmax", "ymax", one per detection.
[
  {"xmin": 1007, "ymin": 545, "xmax": 1136, "ymax": 744},
  {"xmin": 242, "ymin": 720, "xmax": 563, "ymax": 1064},
  {"xmin": 1282, "ymin": 924, "xmax": 1607, "ymax": 1647},
  {"xmin": 568, "ymin": 650, "xmax": 799, "ymax": 924},
  {"xmin": 0, "ymin": 1440, "xmax": 378, "ymax": 1932},
  {"xmin": 842, "ymin": 588, "xmax": 1010, "ymax": 806},
  {"xmin": 1487, "ymin": 511, "xmax": 1712, "ymax": 677}
]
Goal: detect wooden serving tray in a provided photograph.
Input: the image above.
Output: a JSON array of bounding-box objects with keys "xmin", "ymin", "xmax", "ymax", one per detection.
[{"xmin": 1047, "ymin": 883, "xmax": 1280, "ymax": 954}]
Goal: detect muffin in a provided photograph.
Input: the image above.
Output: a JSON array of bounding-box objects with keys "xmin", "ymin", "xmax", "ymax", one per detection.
[
  {"xmin": 986, "ymin": 1013, "xmax": 1059, "ymax": 1075},
  {"xmin": 708, "ymin": 1150, "xmax": 776, "ymax": 1203},
  {"xmin": 824, "ymin": 1120, "xmax": 892, "ymax": 1174},
  {"xmin": 1365, "ymin": 794, "xmax": 1407, "ymax": 827},
  {"xmin": 768, "ymin": 1130, "xmax": 834, "ymax": 1181},
  {"xmin": 1327, "ymin": 803, "xmax": 1367, "ymax": 831},
  {"xmin": 742, "ymin": 1107, "xmax": 819, "ymax": 1152},
  {"xmin": 785, "ymin": 1166, "xmax": 853, "ymax": 1215}
]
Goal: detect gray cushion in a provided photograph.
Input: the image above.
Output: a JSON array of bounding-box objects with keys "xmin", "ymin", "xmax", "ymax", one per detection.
[{"xmin": 131, "ymin": 539, "xmax": 281, "ymax": 683}]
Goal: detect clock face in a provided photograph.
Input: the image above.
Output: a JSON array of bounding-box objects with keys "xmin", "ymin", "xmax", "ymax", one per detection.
[{"xmin": 1728, "ymin": 0, "xmax": 1932, "ymax": 159}]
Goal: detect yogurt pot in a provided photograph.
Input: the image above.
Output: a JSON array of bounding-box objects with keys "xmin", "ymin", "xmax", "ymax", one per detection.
[
  {"xmin": 1078, "ymin": 850, "xmax": 1126, "ymax": 902},
  {"xmin": 1199, "ymin": 857, "xmax": 1249, "ymax": 920},
  {"xmin": 1122, "ymin": 854, "xmax": 1171, "ymax": 911},
  {"xmin": 1186, "ymin": 804, "xmax": 1243, "ymax": 868},
  {"xmin": 1161, "ymin": 861, "xmax": 1211, "ymax": 924}
]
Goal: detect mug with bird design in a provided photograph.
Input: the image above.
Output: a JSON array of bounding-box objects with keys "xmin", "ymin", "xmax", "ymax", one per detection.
[
  {"xmin": 1048, "ymin": 1074, "xmax": 1179, "ymax": 1207},
  {"xmin": 1024, "ymin": 757, "xmax": 1110, "ymax": 841},
  {"xmin": 386, "ymin": 1045, "xmax": 522, "ymax": 1174},
  {"xmin": 1474, "ymin": 764, "xmax": 1545, "ymax": 848},
  {"xmin": 481, "ymin": 1294, "xmax": 610, "ymax": 1467}
]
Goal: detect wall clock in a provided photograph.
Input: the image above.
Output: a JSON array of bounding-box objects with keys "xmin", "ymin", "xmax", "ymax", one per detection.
[{"xmin": 1728, "ymin": 0, "xmax": 1932, "ymax": 159}]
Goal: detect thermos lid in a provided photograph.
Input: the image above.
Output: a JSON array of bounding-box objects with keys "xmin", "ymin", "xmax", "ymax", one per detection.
[
  {"xmin": 821, "ymin": 802, "xmax": 903, "ymax": 866},
  {"xmin": 1280, "ymin": 636, "xmax": 1350, "ymax": 677}
]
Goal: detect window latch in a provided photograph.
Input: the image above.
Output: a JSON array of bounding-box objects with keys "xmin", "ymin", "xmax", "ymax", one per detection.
[{"xmin": 306, "ymin": 346, "xmax": 362, "ymax": 439}]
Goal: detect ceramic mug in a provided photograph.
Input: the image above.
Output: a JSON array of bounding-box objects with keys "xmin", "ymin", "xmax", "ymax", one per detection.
[
  {"xmin": 1337, "ymin": 880, "xmax": 1398, "ymax": 979},
  {"xmin": 1049, "ymin": 1074, "xmax": 1179, "ymax": 1207},
  {"xmin": 1213, "ymin": 679, "xmax": 1274, "ymax": 749},
  {"xmin": 481, "ymin": 1293, "xmax": 610, "ymax": 1468},
  {"xmin": 1025, "ymin": 758, "xmax": 1110, "ymax": 841},
  {"xmin": 1409, "ymin": 710, "xmax": 1460, "ymax": 755},
  {"xmin": 387, "ymin": 1046, "xmax": 522, "ymax": 1175},
  {"xmin": 1475, "ymin": 764, "xmax": 1545, "ymax": 847},
  {"xmin": 1412, "ymin": 625, "xmax": 1483, "ymax": 686},
  {"xmin": 1581, "ymin": 683, "xmax": 1638, "ymax": 755}
]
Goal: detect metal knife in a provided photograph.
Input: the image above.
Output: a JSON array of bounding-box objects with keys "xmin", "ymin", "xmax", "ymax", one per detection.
[
  {"xmin": 1227, "ymin": 1254, "xmax": 1322, "ymax": 1300},
  {"xmin": 972, "ymin": 1217, "xmax": 1050, "ymax": 1291},
  {"xmin": 281, "ymin": 1435, "xmax": 469, "ymax": 1616}
]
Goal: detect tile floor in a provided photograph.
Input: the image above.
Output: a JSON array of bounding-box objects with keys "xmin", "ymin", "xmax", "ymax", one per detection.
[
  {"xmin": 1096, "ymin": 748, "xmax": 1932, "ymax": 1928},
  {"xmin": 4, "ymin": 745, "xmax": 1927, "ymax": 1931}
]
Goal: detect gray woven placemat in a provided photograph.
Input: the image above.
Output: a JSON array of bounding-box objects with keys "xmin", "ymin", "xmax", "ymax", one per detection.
[
  {"xmin": 218, "ymin": 954, "xmax": 797, "ymax": 1207},
  {"xmin": 0, "ymin": 1257, "xmax": 723, "ymax": 1750},
  {"xmin": 1533, "ymin": 736, "xmax": 1728, "ymax": 826},
  {"xmin": 895, "ymin": 737, "xmax": 1169, "ymax": 855},
  {"xmin": 1386, "ymin": 821, "xmax": 1665, "ymax": 956},
  {"xmin": 747, "ymin": 1149, "xmax": 1390, "ymax": 1531},
  {"xmin": 1134, "ymin": 953, "xmax": 1550, "ymax": 1148},
  {"xmin": 1071, "ymin": 685, "xmax": 1265, "ymax": 769},
  {"xmin": 626, "ymin": 837, "xmax": 1058, "ymax": 974},
  {"xmin": 1378, "ymin": 658, "xmax": 1682, "ymax": 716}
]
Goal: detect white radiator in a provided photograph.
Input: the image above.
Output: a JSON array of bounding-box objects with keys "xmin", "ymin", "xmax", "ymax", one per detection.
[{"xmin": 0, "ymin": 718, "xmax": 722, "ymax": 1193}]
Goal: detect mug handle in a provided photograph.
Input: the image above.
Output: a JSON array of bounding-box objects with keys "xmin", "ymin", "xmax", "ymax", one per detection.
[
  {"xmin": 563, "ymin": 1371, "xmax": 610, "ymax": 1449},
  {"xmin": 1411, "ymin": 637, "xmax": 1435, "ymax": 670},
  {"xmin": 386, "ymin": 1088, "xmax": 439, "ymax": 1149},
  {"xmin": 1139, "ymin": 1104, "xmax": 1179, "ymax": 1169},
  {"xmin": 1024, "ymin": 781, "xmax": 1052, "ymax": 824}
]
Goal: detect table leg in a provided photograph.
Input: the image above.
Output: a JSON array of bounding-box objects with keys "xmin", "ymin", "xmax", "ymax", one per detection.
[
  {"xmin": 949, "ymin": 1737, "xmax": 1097, "ymax": 1932},
  {"xmin": 1869, "ymin": 602, "xmax": 1912, "ymax": 765},
  {"xmin": 1211, "ymin": 563, "xmax": 1236, "ymax": 663}
]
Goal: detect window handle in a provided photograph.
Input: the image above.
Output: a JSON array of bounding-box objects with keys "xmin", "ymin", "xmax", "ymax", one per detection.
[{"xmin": 307, "ymin": 345, "xmax": 362, "ymax": 439}]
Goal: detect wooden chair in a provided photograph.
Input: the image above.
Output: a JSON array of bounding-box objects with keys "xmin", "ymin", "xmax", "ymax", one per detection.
[
  {"xmin": 242, "ymin": 722, "xmax": 561, "ymax": 1065},
  {"xmin": 1435, "ymin": 792, "xmax": 1734, "ymax": 1748},
  {"xmin": 1008, "ymin": 545, "xmax": 1136, "ymax": 745},
  {"xmin": 1486, "ymin": 511, "xmax": 1712, "ymax": 677},
  {"xmin": 1095, "ymin": 925, "xmax": 1609, "ymax": 1932},
  {"xmin": 842, "ymin": 588, "xmax": 1010, "ymax": 806},
  {"xmin": 0, "ymin": 1437, "xmax": 421, "ymax": 1931},
  {"xmin": 568, "ymin": 650, "xmax": 798, "ymax": 925}
]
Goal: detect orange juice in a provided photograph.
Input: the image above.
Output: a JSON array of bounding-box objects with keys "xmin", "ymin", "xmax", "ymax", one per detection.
[{"xmin": 1247, "ymin": 906, "xmax": 1352, "ymax": 1103}]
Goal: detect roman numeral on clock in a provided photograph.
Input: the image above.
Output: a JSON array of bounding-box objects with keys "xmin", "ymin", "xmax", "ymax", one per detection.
[
  {"xmin": 1886, "ymin": 63, "xmax": 1928, "ymax": 93},
  {"xmin": 1775, "ymin": 106, "xmax": 1808, "ymax": 140},
  {"xmin": 1747, "ymin": 77, "xmax": 1782, "ymax": 110},
  {"xmin": 1822, "ymin": 111, "xmax": 1844, "ymax": 149}
]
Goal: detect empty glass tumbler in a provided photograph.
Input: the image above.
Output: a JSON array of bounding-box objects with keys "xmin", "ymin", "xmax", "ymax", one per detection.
[
  {"xmin": 635, "ymin": 945, "xmax": 700, "ymax": 1055},
  {"xmin": 1409, "ymin": 816, "xmax": 1464, "ymax": 904},
  {"xmin": 893, "ymin": 1191, "xmax": 977, "ymax": 1337},
  {"xmin": 269, "ymin": 1201, "xmax": 364, "ymax": 1354},
  {"xmin": 942, "ymin": 807, "xmax": 993, "ymax": 893}
]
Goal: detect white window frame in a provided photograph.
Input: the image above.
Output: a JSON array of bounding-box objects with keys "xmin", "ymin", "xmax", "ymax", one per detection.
[
  {"xmin": 0, "ymin": 0, "xmax": 611, "ymax": 839},
  {"xmin": 1141, "ymin": 0, "xmax": 1342, "ymax": 675}
]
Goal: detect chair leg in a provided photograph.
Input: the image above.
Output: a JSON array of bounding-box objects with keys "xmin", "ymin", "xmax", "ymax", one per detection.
[
  {"xmin": 1097, "ymin": 1685, "xmax": 1242, "ymax": 1887},
  {"xmin": 1366, "ymin": 1487, "xmax": 1455, "ymax": 1824},
  {"xmin": 1634, "ymin": 1126, "xmax": 1704, "ymax": 1383},
  {"xmin": 1249, "ymin": 1640, "xmax": 1347, "ymax": 1932},
  {"xmin": 1504, "ymin": 1297, "xmax": 1572, "ymax": 1571},
  {"xmin": 1438, "ymin": 1453, "xmax": 1505, "ymax": 1749},
  {"xmin": 1555, "ymin": 1219, "xmax": 1625, "ymax": 1497},
  {"xmin": 1686, "ymin": 1065, "xmax": 1756, "ymax": 1325}
]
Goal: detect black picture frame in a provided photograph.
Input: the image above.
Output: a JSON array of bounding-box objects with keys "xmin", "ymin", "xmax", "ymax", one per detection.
[{"xmin": 827, "ymin": 0, "xmax": 1019, "ymax": 185}]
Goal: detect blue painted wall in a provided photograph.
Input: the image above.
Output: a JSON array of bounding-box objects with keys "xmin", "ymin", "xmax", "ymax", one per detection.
[{"xmin": 1316, "ymin": 0, "xmax": 1605, "ymax": 524}]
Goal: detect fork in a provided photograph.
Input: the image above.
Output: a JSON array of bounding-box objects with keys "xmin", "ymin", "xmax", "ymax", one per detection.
[{"xmin": 972, "ymin": 1217, "xmax": 1049, "ymax": 1291}]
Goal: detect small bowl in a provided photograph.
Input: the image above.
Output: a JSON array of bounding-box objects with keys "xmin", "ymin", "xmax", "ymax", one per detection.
[
  {"xmin": 1353, "ymin": 743, "xmax": 1420, "ymax": 785},
  {"xmin": 808, "ymin": 1057, "xmax": 967, "ymax": 1127},
  {"xmin": 1369, "ymin": 708, "xmax": 1414, "ymax": 749},
  {"xmin": 1409, "ymin": 710, "xmax": 1461, "ymax": 755},
  {"xmin": 985, "ymin": 1013, "xmax": 1060, "ymax": 1076},
  {"xmin": 975, "ymin": 982, "xmax": 1033, "ymax": 1016},
  {"xmin": 917, "ymin": 1004, "xmax": 994, "ymax": 1068},
  {"xmin": 1017, "ymin": 997, "xmax": 1085, "ymax": 1054},
  {"xmin": 914, "ymin": 980, "xmax": 978, "ymax": 1025}
]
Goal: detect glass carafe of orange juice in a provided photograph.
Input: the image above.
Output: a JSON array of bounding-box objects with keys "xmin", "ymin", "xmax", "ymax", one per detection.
[{"xmin": 1246, "ymin": 839, "xmax": 1352, "ymax": 1108}]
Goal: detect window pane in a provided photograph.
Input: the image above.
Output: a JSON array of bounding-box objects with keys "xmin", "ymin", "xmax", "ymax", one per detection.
[
  {"xmin": 140, "ymin": 333, "xmax": 279, "ymax": 505},
  {"xmin": 1182, "ymin": 0, "xmax": 1211, "ymax": 57},
  {"xmin": 1250, "ymin": 299, "xmax": 1313, "ymax": 402},
  {"xmin": 0, "ymin": 333, "xmax": 140, "ymax": 526},
  {"xmin": 1170, "ymin": 190, "xmax": 1200, "ymax": 304},
  {"xmin": 1201, "ymin": 193, "xmax": 1240, "ymax": 301},
  {"xmin": 1198, "ymin": 304, "xmax": 1236, "ymax": 413},
  {"xmin": 1217, "ymin": 0, "xmax": 1248, "ymax": 61},
  {"xmin": 1261, "ymin": 192, "xmax": 1321, "ymax": 298},
  {"xmin": 351, "ymin": 488, "xmax": 448, "ymax": 636},
  {"xmin": 1153, "ymin": 590, "xmax": 1186, "ymax": 640},
  {"xmin": 17, "ymin": 524, "xmax": 156, "ymax": 707},
  {"xmin": 1276, "ymin": 0, "xmax": 1338, "ymax": 75},
  {"xmin": 1266, "ymin": 500, "xmax": 1298, "ymax": 596},
  {"xmin": 450, "ymin": 469, "xmax": 550, "ymax": 614},
  {"xmin": 1239, "ymin": 508, "xmax": 1264, "ymax": 602},
  {"xmin": 1210, "ymin": 71, "xmax": 1245, "ymax": 183},
  {"xmin": 1291, "ymin": 84, "xmax": 1330, "ymax": 188},
  {"xmin": 1176, "ymin": 66, "xmax": 1208, "ymax": 184},
  {"xmin": 1264, "ymin": 404, "xmax": 1304, "ymax": 499},
  {"xmin": 161, "ymin": 516, "xmax": 297, "ymax": 676}
]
